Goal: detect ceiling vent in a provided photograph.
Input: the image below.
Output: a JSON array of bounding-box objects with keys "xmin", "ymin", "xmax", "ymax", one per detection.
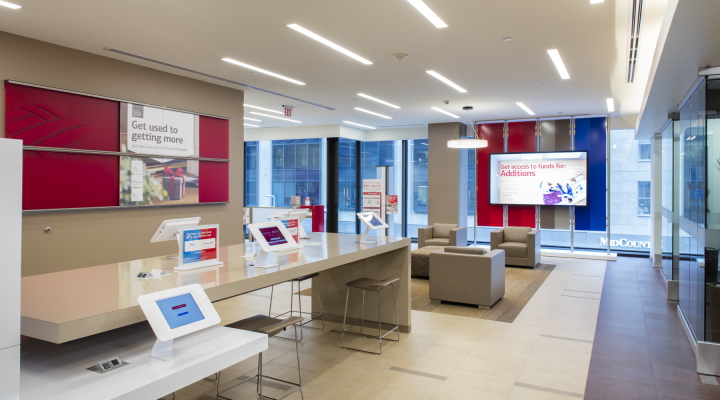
[
  {"xmin": 626, "ymin": 0, "xmax": 644, "ymax": 83},
  {"xmin": 103, "ymin": 47, "xmax": 336, "ymax": 111}
]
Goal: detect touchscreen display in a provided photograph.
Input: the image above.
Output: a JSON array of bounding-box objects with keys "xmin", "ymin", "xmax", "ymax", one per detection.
[
  {"xmin": 369, "ymin": 215, "xmax": 384, "ymax": 227},
  {"xmin": 156, "ymin": 293, "xmax": 205, "ymax": 329},
  {"xmin": 259, "ymin": 226, "xmax": 288, "ymax": 246}
]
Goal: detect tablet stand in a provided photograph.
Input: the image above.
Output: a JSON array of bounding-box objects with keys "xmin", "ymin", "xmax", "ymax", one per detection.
[
  {"xmin": 151, "ymin": 338, "xmax": 188, "ymax": 361},
  {"xmin": 250, "ymin": 250, "xmax": 278, "ymax": 268},
  {"xmin": 357, "ymin": 226, "xmax": 376, "ymax": 244}
]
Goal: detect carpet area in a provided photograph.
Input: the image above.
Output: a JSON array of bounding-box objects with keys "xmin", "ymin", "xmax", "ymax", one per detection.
[{"xmin": 411, "ymin": 263, "xmax": 556, "ymax": 322}]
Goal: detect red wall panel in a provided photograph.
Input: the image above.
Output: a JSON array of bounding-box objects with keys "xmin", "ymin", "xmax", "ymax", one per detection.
[
  {"xmin": 199, "ymin": 161, "xmax": 229, "ymax": 203},
  {"xmin": 6, "ymin": 83, "xmax": 231, "ymax": 210},
  {"xmin": 199, "ymin": 116, "xmax": 229, "ymax": 159},
  {"xmin": 507, "ymin": 121, "xmax": 537, "ymax": 228},
  {"xmin": 22, "ymin": 152, "xmax": 119, "ymax": 210},
  {"xmin": 5, "ymin": 83, "xmax": 119, "ymax": 151},
  {"xmin": 477, "ymin": 123, "xmax": 504, "ymax": 228}
]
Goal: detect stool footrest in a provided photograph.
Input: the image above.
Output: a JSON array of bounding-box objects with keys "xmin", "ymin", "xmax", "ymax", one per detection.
[{"xmin": 218, "ymin": 374, "xmax": 302, "ymax": 400}]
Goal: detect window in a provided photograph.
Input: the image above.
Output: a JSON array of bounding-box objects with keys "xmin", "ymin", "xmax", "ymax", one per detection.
[
  {"xmin": 639, "ymin": 143, "xmax": 651, "ymax": 161},
  {"xmin": 638, "ymin": 181, "xmax": 651, "ymax": 215}
]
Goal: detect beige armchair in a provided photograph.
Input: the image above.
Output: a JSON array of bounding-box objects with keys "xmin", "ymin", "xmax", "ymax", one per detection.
[
  {"xmin": 490, "ymin": 226, "xmax": 541, "ymax": 268},
  {"xmin": 418, "ymin": 223, "xmax": 467, "ymax": 248},
  {"xmin": 429, "ymin": 247, "xmax": 505, "ymax": 309}
]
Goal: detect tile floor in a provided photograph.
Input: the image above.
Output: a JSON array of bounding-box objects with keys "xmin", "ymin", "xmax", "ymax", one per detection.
[{"xmin": 162, "ymin": 256, "xmax": 613, "ymax": 400}]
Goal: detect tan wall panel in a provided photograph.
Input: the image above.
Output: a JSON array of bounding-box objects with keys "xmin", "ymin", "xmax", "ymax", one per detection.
[{"xmin": 0, "ymin": 32, "xmax": 244, "ymax": 276}]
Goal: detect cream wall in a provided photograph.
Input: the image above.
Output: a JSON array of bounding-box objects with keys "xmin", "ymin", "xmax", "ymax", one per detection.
[{"xmin": 0, "ymin": 32, "xmax": 245, "ymax": 277}]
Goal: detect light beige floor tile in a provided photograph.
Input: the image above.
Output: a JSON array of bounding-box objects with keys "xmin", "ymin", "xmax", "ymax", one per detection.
[
  {"xmin": 468, "ymin": 345, "xmax": 530, "ymax": 363},
  {"xmin": 283, "ymin": 375, "xmax": 365, "ymax": 400},
  {"xmin": 512, "ymin": 315, "xmax": 548, "ymax": 327},
  {"xmin": 420, "ymin": 332, "xmax": 479, "ymax": 351},
  {"xmin": 371, "ymin": 369, "xmax": 444, "ymax": 396},
  {"xmin": 405, "ymin": 344, "xmax": 469, "ymax": 363},
  {"xmin": 457, "ymin": 356, "xmax": 525, "ymax": 380},
  {"xmin": 534, "ymin": 335, "xmax": 593, "ymax": 354},
  {"xmin": 314, "ymin": 359, "xmax": 385, "ymax": 384},
  {"xmin": 429, "ymin": 383, "xmax": 507, "ymax": 400},
  {"xmin": 506, "ymin": 385, "xmax": 584, "ymax": 400},
  {"xmin": 445, "ymin": 369, "xmax": 515, "ymax": 395},
  {"xmin": 272, "ymin": 350, "xmax": 339, "ymax": 372},
  {"xmin": 473, "ymin": 335, "xmax": 536, "ymax": 354},
  {"xmin": 544, "ymin": 315, "xmax": 597, "ymax": 330},
  {"xmin": 516, "ymin": 347, "xmax": 590, "ymax": 394},
  {"xmin": 392, "ymin": 356, "xmax": 459, "ymax": 377},
  {"xmin": 351, "ymin": 384, "xmax": 429, "ymax": 400},
  {"xmin": 540, "ymin": 325, "xmax": 595, "ymax": 342}
]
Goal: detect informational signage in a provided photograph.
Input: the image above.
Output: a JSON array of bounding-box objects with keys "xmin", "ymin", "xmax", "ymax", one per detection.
[
  {"xmin": 362, "ymin": 179, "xmax": 383, "ymax": 219},
  {"xmin": 281, "ymin": 218, "xmax": 299, "ymax": 243},
  {"xmin": 120, "ymin": 157, "xmax": 199, "ymax": 206},
  {"xmin": 120, "ymin": 103, "xmax": 198, "ymax": 157},
  {"xmin": 181, "ymin": 226, "xmax": 218, "ymax": 264},
  {"xmin": 386, "ymin": 195, "xmax": 398, "ymax": 215}
]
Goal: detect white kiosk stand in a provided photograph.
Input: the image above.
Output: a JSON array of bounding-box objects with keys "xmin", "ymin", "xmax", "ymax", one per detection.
[
  {"xmin": 246, "ymin": 221, "xmax": 299, "ymax": 268},
  {"xmin": 271, "ymin": 209, "xmax": 310, "ymax": 239},
  {"xmin": 356, "ymin": 212, "xmax": 389, "ymax": 244},
  {"xmin": 138, "ymin": 284, "xmax": 221, "ymax": 361},
  {"xmin": 151, "ymin": 217, "xmax": 202, "ymax": 260}
]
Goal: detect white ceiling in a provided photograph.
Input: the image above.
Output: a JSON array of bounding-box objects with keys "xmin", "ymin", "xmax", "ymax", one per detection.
[
  {"xmin": 637, "ymin": 0, "xmax": 720, "ymax": 138},
  {"xmin": 0, "ymin": 0, "xmax": 669, "ymax": 130}
]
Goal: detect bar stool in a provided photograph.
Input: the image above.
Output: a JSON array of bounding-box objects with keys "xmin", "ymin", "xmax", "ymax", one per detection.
[
  {"xmin": 341, "ymin": 277, "xmax": 400, "ymax": 355},
  {"xmin": 269, "ymin": 273, "xmax": 324, "ymax": 341},
  {"xmin": 216, "ymin": 315, "xmax": 304, "ymax": 400}
]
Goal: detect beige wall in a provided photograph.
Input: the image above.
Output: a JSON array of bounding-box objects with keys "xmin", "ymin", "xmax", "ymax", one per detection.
[
  {"xmin": 428, "ymin": 122, "xmax": 467, "ymax": 227},
  {"xmin": 0, "ymin": 32, "xmax": 245, "ymax": 277}
]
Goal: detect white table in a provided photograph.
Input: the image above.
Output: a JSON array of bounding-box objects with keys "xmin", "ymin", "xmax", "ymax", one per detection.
[{"xmin": 20, "ymin": 324, "xmax": 267, "ymax": 400}]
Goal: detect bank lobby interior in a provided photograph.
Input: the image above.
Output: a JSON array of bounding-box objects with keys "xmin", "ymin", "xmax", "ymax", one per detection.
[{"xmin": 3, "ymin": 1, "xmax": 720, "ymax": 400}]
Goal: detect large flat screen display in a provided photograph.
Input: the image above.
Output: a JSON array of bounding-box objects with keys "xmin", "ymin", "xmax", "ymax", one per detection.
[{"xmin": 489, "ymin": 151, "xmax": 588, "ymax": 207}]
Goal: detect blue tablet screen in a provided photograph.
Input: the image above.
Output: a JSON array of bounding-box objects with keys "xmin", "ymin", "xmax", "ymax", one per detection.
[{"xmin": 156, "ymin": 293, "xmax": 205, "ymax": 329}]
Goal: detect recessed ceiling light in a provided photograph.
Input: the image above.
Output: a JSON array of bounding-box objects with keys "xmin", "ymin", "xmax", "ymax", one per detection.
[
  {"xmin": 590, "ymin": 0, "xmax": 604, "ymax": 3},
  {"xmin": 406, "ymin": 0, "xmax": 448, "ymax": 28},
  {"xmin": 354, "ymin": 108, "xmax": 392, "ymax": 119},
  {"xmin": 287, "ymin": 24, "xmax": 372, "ymax": 65},
  {"xmin": 542, "ymin": 82, "xmax": 549, "ymax": 85},
  {"xmin": 431, "ymin": 107, "xmax": 460, "ymax": 118},
  {"xmin": 244, "ymin": 117, "xmax": 261, "ymax": 122},
  {"xmin": 503, "ymin": 37, "xmax": 512, "ymax": 41},
  {"xmin": 516, "ymin": 102, "xmax": 535, "ymax": 115},
  {"xmin": 244, "ymin": 123, "xmax": 260, "ymax": 128},
  {"xmin": 343, "ymin": 121, "xmax": 376, "ymax": 130},
  {"xmin": 607, "ymin": 98, "xmax": 615, "ymax": 112},
  {"xmin": 426, "ymin": 71, "xmax": 467, "ymax": 93},
  {"xmin": 0, "ymin": 1, "xmax": 21, "ymax": 9},
  {"xmin": 547, "ymin": 49, "xmax": 570, "ymax": 79},
  {"xmin": 244, "ymin": 104, "xmax": 284, "ymax": 115},
  {"xmin": 222, "ymin": 58, "xmax": 306, "ymax": 85},
  {"xmin": 250, "ymin": 112, "xmax": 302, "ymax": 123},
  {"xmin": 357, "ymin": 93, "xmax": 401, "ymax": 109}
]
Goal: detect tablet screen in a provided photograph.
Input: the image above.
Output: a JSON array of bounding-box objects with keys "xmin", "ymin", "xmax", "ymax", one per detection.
[
  {"xmin": 156, "ymin": 293, "xmax": 206, "ymax": 329},
  {"xmin": 369, "ymin": 215, "xmax": 384, "ymax": 227},
  {"xmin": 259, "ymin": 226, "xmax": 289, "ymax": 246}
]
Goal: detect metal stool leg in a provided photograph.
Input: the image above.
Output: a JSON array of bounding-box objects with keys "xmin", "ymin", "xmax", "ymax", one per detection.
[
  {"xmin": 296, "ymin": 281, "xmax": 304, "ymax": 341},
  {"xmin": 377, "ymin": 287, "xmax": 382, "ymax": 354},
  {"xmin": 340, "ymin": 284, "xmax": 400, "ymax": 355},
  {"xmin": 392, "ymin": 283, "xmax": 400, "ymax": 342},
  {"xmin": 315, "ymin": 276, "xmax": 325, "ymax": 330},
  {"xmin": 360, "ymin": 290, "xmax": 365, "ymax": 336},
  {"xmin": 341, "ymin": 286, "xmax": 350, "ymax": 349},
  {"xmin": 269, "ymin": 285, "xmax": 274, "ymax": 316}
]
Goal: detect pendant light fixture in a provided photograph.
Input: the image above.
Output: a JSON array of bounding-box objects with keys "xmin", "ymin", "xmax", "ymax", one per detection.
[{"xmin": 446, "ymin": 106, "xmax": 488, "ymax": 148}]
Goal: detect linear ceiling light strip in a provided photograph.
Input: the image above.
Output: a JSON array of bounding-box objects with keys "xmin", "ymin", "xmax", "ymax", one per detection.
[{"xmin": 104, "ymin": 48, "xmax": 336, "ymax": 111}]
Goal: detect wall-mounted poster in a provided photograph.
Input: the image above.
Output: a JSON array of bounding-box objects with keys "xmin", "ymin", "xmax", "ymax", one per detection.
[
  {"xmin": 119, "ymin": 103, "xmax": 201, "ymax": 206},
  {"xmin": 386, "ymin": 195, "xmax": 398, "ymax": 215},
  {"xmin": 120, "ymin": 156, "xmax": 199, "ymax": 206}
]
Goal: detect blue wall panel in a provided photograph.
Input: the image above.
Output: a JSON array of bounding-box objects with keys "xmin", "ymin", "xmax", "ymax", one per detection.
[{"xmin": 574, "ymin": 117, "xmax": 606, "ymax": 231}]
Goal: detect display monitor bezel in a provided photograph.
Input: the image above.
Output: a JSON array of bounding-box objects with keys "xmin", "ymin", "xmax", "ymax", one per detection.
[
  {"xmin": 488, "ymin": 150, "xmax": 589, "ymax": 207},
  {"xmin": 247, "ymin": 221, "xmax": 299, "ymax": 253},
  {"xmin": 357, "ymin": 212, "xmax": 389, "ymax": 230}
]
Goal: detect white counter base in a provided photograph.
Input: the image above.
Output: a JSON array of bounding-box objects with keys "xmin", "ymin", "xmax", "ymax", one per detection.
[{"xmin": 20, "ymin": 324, "xmax": 267, "ymax": 400}]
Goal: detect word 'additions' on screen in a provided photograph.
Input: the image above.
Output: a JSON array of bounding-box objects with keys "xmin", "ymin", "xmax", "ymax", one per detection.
[
  {"xmin": 489, "ymin": 152, "xmax": 588, "ymax": 207},
  {"xmin": 259, "ymin": 226, "xmax": 288, "ymax": 246}
]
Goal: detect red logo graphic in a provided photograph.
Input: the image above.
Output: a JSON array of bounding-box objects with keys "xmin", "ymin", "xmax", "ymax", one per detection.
[{"xmin": 172, "ymin": 304, "xmax": 187, "ymax": 310}]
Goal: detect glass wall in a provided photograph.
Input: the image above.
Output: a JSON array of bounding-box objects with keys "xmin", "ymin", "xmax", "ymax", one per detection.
[
  {"xmin": 338, "ymin": 138, "xmax": 358, "ymax": 234},
  {"xmin": 360, "ymin": 141, "xmax": 403, "ymax": 237},
  {"xmin": 244, "ymin": 139, "xmax": 325, "ymax": 233},
  {"xmin": 661, "ymin": 120, "xmax": 676, "ymax": 282},
  {"xmin": 678, "ymin": 80, "xmax": 706, "ymax": 341},
  {"xmin": 407, "ymin": 139, "xmax": 428, "ymax": 238}
]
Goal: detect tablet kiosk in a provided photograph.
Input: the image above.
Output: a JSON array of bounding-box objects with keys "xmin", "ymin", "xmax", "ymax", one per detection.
[
  {"xmin": 356, "ymin": 212, "xmax": 389, "ymax": 244},
  {"xmin": 138, "ymin": 284, "xmax": 220, "ymax": 361},
  {"xmin": 247, "ymin": 221, "xmax": 299, "ymax": 268},
  {"xmin": 151, "ymin": 218, "xmax": 202, "ymax": 243},
  {"xmin": 272, "ymin": 209, "xmax": 310, "ymax": 239}
]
